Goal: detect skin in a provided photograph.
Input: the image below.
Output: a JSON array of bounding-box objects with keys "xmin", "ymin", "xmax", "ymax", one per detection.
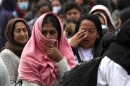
[
  {"xmin": 42, "ymin": 22, "xmax": 62, "ymax": 62},
  {"xmin": 37, "ymin": 6, "xmax": 51, "ymax": 17},
  {"xmin": 74, "ymin": 0, "xmax": 83, "ymax": 5},
  {"xmin": 51, "ymin": 0, "xmax": 61, "ymax": 7},
  {"xmin": 66, "ymin": 8, "xmax": 81, "ymax": 21},
  {"xmin": 14, "ymin": 22, "xmax": 29, "ymax": 45},
  {"xmin": 70, "ymin": 20, "xmax": 99, "ymax": 49},
  {"xmin": 98, "ymin": 16, "xmax": 106, "ymax": 25}
]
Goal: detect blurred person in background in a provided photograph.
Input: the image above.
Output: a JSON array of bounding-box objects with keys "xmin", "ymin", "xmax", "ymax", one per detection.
[
  {"xmin": 0, "ymin": 18, "xmax": 31, "ymax": 86},
  {"xmin": 12, "ymin": 0, "xmax": 30, "ymax": 18},
  {"xmin": 23, "ymin": 0, "xmax": 40, "ymax": 22},
  {"xmin": 57, "ymin": 7, "xmax": 66, "ymax": 25},
  {"xmin": 63, "ymin": 2, "xmax": 82, "ymax": 39},
  {"xmin": 64, "ymin": 19, "xmax": 76, "ymax": 39},
  {"xmin": 117, "ymin": 7, "xmax": 130, "ymax": 32},
  {"xmin": 28, "ymin": 1, "xmax": 52, "ymax": 31},
  {"xmin": 51, "ymin": 0, "xmax": 62, "ymax": 14},
  {"xmin": 64, "ymin": 2, "xmax": 81, "ymax": 22},
  {"xmin": 0, "ymin": 0, "xmax": 15, "ymax": 51},
  {"xmin": 89, "ymin": 5, "xmax": 117, "ymax": 34}
]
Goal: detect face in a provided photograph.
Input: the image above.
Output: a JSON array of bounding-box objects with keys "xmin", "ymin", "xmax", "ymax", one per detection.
[
  {"xmin": 79, "ymin": 20, "xmax": 99, "ymax": 49},
  {"xmin": 66, "ymin": 8, "xmax": 81, "ymax": 21},
  {"xmin": 42, "ymin": 22, "xmax": 58, "ymax": 39},
  {"xmin": 38, "ymin": 6, "xmax": 51, "ymax": 17},
  {"xmin": 74, "ymin": 0, "xmax": 83, "ymax": 5},
  {"xmin": 51, "ymin": 0, "xmax": 61, "ymax": 6},
  {"xmin": 14, "ymin": 22, "xmax": 29, "ymax": 44}
]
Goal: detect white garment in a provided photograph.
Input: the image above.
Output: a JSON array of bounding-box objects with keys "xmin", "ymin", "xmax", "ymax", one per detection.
[
  {"xmin": 0, "ymin": 57, "xmax": 10, "ymax": 86},
  {"xmin": 97, "ymin": 56, "xmax": 130, "ymax": 86},
  {"xmin": 0, "ymin": 49, "xmax": 20, "ymax": 86},
  {"xmin": 78, "ymin": 47, "xmax": 93, "ymax": 61}
]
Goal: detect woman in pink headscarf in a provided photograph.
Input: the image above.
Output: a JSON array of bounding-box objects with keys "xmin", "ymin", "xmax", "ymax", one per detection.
[{"xmin": 18, "ymin": 12, "xmax": 75, "ymax": 86}]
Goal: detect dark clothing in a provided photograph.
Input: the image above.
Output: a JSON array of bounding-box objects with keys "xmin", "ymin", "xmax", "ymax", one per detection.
[
  {"xmin": 0, "ymin": 9, "xmax": 13, "ymax": 51},
  {"xmin": 103, "ymin": 42, "xmax": 130, "ymax": 74},
  {"xmin": 95, "ymin": 31, "xmax": 116, "ymax": 57},
  {"xmin": 0, "ymin": 0, "xmax": 15, "ymax": 51},
  {"xmin": 23, "ymin": 11, "xmax": 35, "ymax": 22},
  {"xmin": 59, "ymin": 18, "xmax": 130, "ymax": 86}
]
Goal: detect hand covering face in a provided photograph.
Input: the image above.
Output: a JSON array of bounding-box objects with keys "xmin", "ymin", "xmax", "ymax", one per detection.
[{"xmin": 18, "ymin": 12, "xmax": 75, "ymax": 86}]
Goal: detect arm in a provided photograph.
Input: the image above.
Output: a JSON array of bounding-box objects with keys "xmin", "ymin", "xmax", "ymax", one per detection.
[
  {"xmin": 55, "ymin": 58, "xmax": 70, "ymax": 77},
  {"xmin": 0, "ymin": 58, "xmax": 10, "ymax": 86},
  {"xmin": 0, "ymin": 50, "xmax": 18, "ymax": 86}
]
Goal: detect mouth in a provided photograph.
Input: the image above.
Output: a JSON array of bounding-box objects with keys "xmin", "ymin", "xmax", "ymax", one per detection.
[
  {"xmin": 82, "ymin": 38, "xmax": 90, "ymax": 43},
  {"xmin": 83, "ymin": 39, "xmax": 89, "ymax": 42}
]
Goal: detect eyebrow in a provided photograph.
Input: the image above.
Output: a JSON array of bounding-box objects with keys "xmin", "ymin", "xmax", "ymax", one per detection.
[
  {"xmin": 15, "ymin": 27, "xmax": 26, "ymax": 30},
  {"xmin": 42, "ymin": 29, "xmax": 57, "ymax": 31}
]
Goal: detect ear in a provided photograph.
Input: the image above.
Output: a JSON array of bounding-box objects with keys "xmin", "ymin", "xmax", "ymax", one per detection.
[{"xmin": 97, "ymin": 32, "xmax": 100, "ymax": 39}]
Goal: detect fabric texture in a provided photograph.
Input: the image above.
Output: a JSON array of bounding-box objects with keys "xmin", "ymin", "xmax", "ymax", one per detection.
[
  {"xmin": 59, "ymin": 57, "xmax": 103, "ymax": 86},
  {"xmin": 0, "ymin": 49, "xmax": 20, "ymax": 86},
  {"xmin": 97, "ymin": 18, "xmax": 130, "ymax": 86},
  {"xmin": 89, "ymin": 5, "xmax": 116, "ymax": 33},
  {"xmin": 0, "ymin": 57, "xmax": 10, "ymax": 86},
  {"xmin": 18, "ymin": 12, "xmax": 75, "ymax": 86}
]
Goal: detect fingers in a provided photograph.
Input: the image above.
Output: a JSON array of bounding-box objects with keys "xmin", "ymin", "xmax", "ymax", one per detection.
[{"xmin": 75, "ymin": 29, "xmax": 86, "ymax": 40}]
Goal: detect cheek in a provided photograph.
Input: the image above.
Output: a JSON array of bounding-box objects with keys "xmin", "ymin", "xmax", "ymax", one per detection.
[
  {"xmin": 54, "ymin": 33, "xmax": 59, "ymax": 39},
  {"xmin": 13, "ymin": 32, "xmax": 18, "ymax": 40},
  {"xmin": 25, "ymin": 32, "xmax": 29, "ymax": 38}
]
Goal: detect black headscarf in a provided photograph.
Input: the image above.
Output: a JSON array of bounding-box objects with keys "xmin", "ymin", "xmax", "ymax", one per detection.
[{"xmin": 5, "ymin": 18, "xmax": 31, "ymax": 57}]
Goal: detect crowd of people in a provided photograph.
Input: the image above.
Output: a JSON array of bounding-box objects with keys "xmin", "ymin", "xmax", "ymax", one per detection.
[{"xmin": 0, "ymin": 0, "xmax": 130, "ymax": 86}]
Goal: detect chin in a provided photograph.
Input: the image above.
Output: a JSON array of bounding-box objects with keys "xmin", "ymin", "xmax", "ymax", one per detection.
[{"xmin": 20, "ymin": 41, "xmax": 27, "ymax": 44}]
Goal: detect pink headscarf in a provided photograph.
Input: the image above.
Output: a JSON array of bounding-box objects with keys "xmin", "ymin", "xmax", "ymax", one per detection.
[{"xmin": 18, "ymin": 12, "xmax": 75, "ymax": 86}]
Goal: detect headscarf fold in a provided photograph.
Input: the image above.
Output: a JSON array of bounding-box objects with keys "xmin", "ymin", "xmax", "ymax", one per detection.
[{"xmin": 18, "ymin": 12, "xmax": 75, "ymax": 86}]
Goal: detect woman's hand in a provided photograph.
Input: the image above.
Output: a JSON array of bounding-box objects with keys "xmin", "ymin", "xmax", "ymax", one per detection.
[
  {"xmin": 46, "ymin": 45, "xmax": 63, "ymax": 62},
  {"xmin": 70, "ymin": 29, "xmax": 86, "ymax": 48}
]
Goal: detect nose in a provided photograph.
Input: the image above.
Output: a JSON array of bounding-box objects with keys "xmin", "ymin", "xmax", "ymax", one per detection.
[
  {"xmin": 71, "ymin": 14, "xmax": 75, "ymax": 19},
  {"xmin": 19, "ymin": 31, "xmax": 25, "ymax": 36},
  {"xmin": 46, "ymin": 32, "xmax": 51, "ymax": 39},
  {"xmin": 84, "ymin": 31, "xmax": 88, "ymax": 37}
]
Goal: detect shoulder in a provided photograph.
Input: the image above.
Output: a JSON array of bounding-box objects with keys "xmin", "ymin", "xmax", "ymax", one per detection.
[
  {"xmin": 99, "ymin": 56, "xmax": 120, "ymax": 72},
  {"xmin": 98, "ymin": 56, "xmax": 130, "ymax": 86},
  {"xmin": 1, "ymin": 49, "xmax": 15, "ymax": 56},
  {"xmin": 0, "ymin": 49, "xmax": 19, "ymax": 61},
  {"xmin": 99, "ymin": 56, "xmax": 129, "ymax": 78}
]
